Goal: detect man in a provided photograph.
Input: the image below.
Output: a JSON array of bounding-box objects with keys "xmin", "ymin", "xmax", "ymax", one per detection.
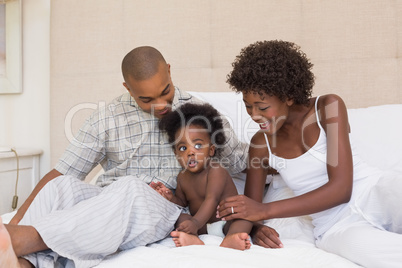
[{"xmin": 1, "ymin": 46, "xmax": 248, "ymax": 267}]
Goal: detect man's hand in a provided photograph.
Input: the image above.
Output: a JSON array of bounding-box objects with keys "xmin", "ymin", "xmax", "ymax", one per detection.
[
  {"xmin": 251, "ymin": 223, "xmax": 283, "ymax": 248},
  {"xmin": 150, "ymin": 181, "xmax": 173, "ymax": 201}
]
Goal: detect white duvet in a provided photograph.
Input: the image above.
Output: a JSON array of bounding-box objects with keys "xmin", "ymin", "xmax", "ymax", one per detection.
[{"xmin": 1, "ymin": 177, "xmax": 361, "ymax": 267}]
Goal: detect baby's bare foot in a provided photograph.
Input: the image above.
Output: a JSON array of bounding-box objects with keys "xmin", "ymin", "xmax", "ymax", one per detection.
[
  {"xmin": 0, "ymin": 218, "xmax": 20, "ymax": 268},
  {"xmin": 220, "ymin": 232, "xmax": 251, "ymax": 251},
  {"xmin": 170, "ymin": 231, "xmax": 204, "ymax": 247}
]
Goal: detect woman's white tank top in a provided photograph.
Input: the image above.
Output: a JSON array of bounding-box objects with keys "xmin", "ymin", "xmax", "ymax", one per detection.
[{"xmin": 264, "ymin": 96, "xmax": 381, "ymax": 238}]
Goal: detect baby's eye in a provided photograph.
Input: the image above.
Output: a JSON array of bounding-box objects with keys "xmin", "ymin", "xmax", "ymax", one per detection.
[
  {"xmin": 178, "ymin": 146, "xmax": 187, "ymax": 151},
  {"xmin": 194, "ymin": 144, "xmax": 202, "ymax": 149},
  {"xmin": 259, "ymin": 106, "xmax": 269, "ymax": 111}
]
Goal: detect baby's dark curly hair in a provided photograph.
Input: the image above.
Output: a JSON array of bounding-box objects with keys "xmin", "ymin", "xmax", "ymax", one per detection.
[
  {"xmin": 159, "ymin": 103, "xmax": 226, "ymax": 157},
  {"xmin": 227, "ymin": 40, "xmax": 315, "ymax": 105}
]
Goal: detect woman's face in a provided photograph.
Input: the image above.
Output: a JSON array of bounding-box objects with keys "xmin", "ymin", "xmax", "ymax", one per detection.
[{"xmin": 242, "ymin": 91, "xmax": 292, "ymax": 135}]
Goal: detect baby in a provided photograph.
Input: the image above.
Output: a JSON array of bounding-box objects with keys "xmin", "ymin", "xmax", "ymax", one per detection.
[{"xmin": 151, "ymin": 102, "xmax": 251, "ymax": 250}]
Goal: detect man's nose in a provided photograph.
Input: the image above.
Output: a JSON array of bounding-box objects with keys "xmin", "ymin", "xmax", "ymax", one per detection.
[{"xmin": 154, "ymin": 99, "xmax": 167, "ymax": 110}]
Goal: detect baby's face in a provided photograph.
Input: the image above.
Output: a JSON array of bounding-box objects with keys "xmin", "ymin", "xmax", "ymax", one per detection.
[{"xmin": 173, "ymin": 124, "xmax": 215, "ymax": 173}]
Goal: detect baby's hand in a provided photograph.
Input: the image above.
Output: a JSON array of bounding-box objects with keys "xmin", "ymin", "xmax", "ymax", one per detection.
[
  {"xmin": 150, "ymin": 181, "xmax": 160, "ymax": 191},
  {"xmin": 176, "ymin": 219, "xmax": 199, "ymax": 235},
  {"xmin": 150, "ymin": 181, "xmax": 173, "ymax": 201}
]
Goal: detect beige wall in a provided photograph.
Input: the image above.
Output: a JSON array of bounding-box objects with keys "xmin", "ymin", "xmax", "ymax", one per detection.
[
  {"xmin": 0, "ymin": 0, "xmax": 50, "ymax": 178},
  {"xmin": 50, "ymin": 0, "xmax": 402, "ymax": 167}
]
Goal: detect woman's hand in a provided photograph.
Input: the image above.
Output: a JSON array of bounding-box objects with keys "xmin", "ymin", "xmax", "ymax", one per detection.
[
  {"xmin": 216, "ymin": 195, "xmax": 267, "ymax": 222},
  {"xmin": 251, "ymin": 223, "xmax": 283, "ymax": 248}
]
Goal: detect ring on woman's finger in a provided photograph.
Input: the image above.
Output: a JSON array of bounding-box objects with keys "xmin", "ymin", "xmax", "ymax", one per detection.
[{"xmin": 231, "ymin": 206, "xmax": 234, "ymax": 214}]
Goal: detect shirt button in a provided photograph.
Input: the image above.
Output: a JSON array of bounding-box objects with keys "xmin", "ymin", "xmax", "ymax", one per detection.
[
  {"xmin": 160, "ymin": 141, "xmax": 164, "ymax": 145},
  {"xmin": 160, "ymin": 169, "xmax": 164, "ymax": 173}
]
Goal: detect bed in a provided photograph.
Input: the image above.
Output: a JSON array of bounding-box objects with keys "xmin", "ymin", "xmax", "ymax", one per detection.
[{"xmin": 2, "ymin": 91, "xmax": 402, "ymax": 267}]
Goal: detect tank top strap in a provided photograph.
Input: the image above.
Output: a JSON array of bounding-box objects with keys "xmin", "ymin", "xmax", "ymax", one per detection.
[
  {"xmin": 263, "ymin": 132, "xmax": 272, "ymax": 155},
  {"xmin": 264, "ymin": 96, "xmax": 322, "ymax": 159},
  {"xmin": 314, "ymin": 96, "xmax": 324, "ymax": 130}
]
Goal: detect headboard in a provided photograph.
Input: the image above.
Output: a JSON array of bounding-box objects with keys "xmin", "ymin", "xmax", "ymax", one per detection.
[{"xmin": 50, "ymin": 0, "xmax": 402, "ymax": 171}]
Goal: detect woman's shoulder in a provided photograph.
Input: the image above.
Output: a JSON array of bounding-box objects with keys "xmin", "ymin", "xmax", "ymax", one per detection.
[
  {"xmin": 250, "ymin": 130, "xmax": 267, "ymax": 145},
  {"xmin": 249, "ymin": 130, "xmax": 270, "ymax": 159},
  {"xmin": 315, "ymin": 94, "xmax": 349, "ymax": 128},
  {"xmin": 316, "ymin": 94, "xmax": 346, "ymax": 109}
]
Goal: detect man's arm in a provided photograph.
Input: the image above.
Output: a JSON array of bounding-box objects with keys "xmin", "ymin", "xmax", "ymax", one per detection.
[{"xmin": 9, "ymin": 169, "xmax": 62, "ymax": 225}]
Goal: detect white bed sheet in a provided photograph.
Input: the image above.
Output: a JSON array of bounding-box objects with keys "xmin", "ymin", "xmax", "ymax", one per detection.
[
  {"xmin": 97, "ymin": 237, "xmax": 358, "ymax": 268},
  {"xmin": 95, "ymin": 179, "xmax": 360, "ymax": 267}
]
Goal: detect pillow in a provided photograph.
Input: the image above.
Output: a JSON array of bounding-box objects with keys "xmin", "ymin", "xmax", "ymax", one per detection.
[
  {"xmin": 188, "ymin": 91, "xmax": 259, "ymax": 143},
  {"xmin": 347, "ymin": 104, "xmax": 402, "ymax": 174}
]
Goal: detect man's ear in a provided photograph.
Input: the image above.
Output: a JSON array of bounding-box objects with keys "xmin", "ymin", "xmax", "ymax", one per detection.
[
  {"xmin": 209, "ymin": 144, "xmax": 216, "ymax": 157},
  {"xmin": 123, "ymin": 82, "xmax": 130, "ymax": 92},
  {"xmin": 123, "ymin": 82, "xmax": 135, "ymax": 99}
]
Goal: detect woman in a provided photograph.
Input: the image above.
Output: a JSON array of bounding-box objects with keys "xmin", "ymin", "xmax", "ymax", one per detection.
[{"xmin": 217, "ymin": 40, "xmax": 402, "ymax": 267}]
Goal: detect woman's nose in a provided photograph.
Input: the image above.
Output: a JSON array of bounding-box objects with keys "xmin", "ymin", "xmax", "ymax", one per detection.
[{"xmin": 250, "ymin": 109, "xmax": 262, "ymax": 121}]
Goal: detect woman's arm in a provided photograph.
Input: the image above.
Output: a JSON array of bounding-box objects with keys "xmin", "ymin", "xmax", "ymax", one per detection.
[
  {"xmin": 218, "ymin": 132, "xmax": 271, "ymax": 221},
  {"xmin": 245, "ymin": 132, "xmax": 271, "ymax": 202},
  {"xmin": 220, "ymin": 133, "xmax": 283, "ymax": 247},
  {"xmin": 219, "ymin": 94, "xmax": 354, "ymax": 222},
  {"xmin": 262, "ymin": 94, "xmax": 353, "ymax": 219}
]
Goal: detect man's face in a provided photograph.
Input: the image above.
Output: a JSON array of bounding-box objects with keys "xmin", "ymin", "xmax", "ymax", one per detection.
[{"xmin": 123, "ymin": 63, "xmax": 175, "ymax": 119}]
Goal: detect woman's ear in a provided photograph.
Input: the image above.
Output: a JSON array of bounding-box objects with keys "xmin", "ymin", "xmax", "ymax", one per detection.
[
  {"xmin": 286, "ymin": 98, "xmax": 294, "ymax": 106},
  {"xmin": 209, "ymin": 144, "xmax": 216, "ymax": 157}
]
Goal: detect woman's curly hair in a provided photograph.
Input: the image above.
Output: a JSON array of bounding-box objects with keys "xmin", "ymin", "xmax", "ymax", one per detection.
[
  {"xmin": 159, "ymin": 103, "xmax": 226, "ymax": 157},
  {"xmin": 226, "ymin": 40, "xmax": 315, "ymax": 105}
]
